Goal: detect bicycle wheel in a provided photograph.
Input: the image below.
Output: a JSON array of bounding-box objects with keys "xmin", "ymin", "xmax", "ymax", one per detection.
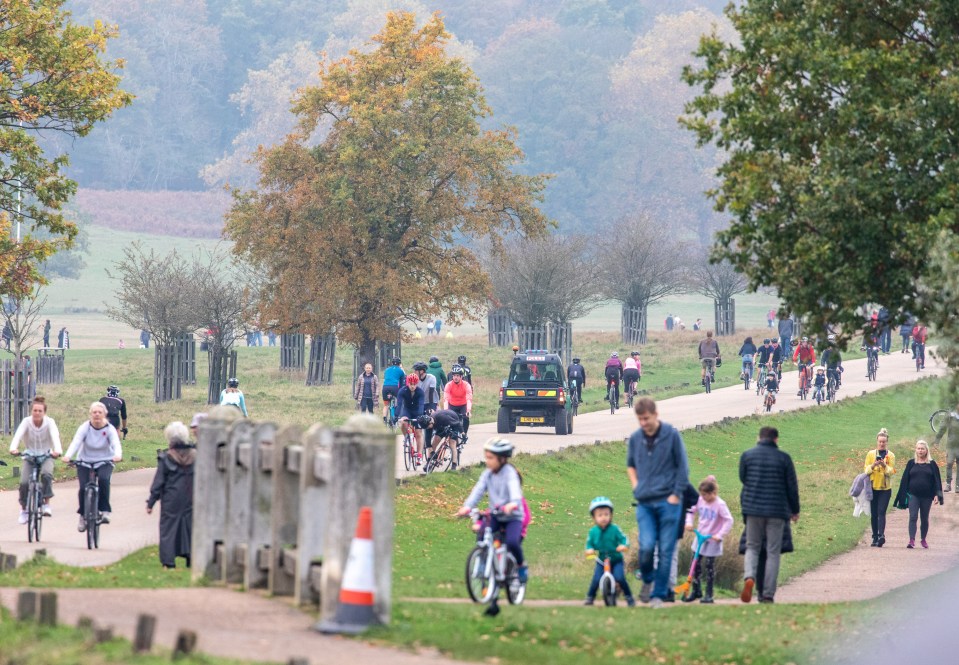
[
  {"xmin": 27, "ymin": 480, "xmax": 38, "ymax": 543},
  {"xmin": 600, "ymin": 573, "xmax": 617, "ymax": 607},
  {"xmin": 704, "ymin": 372, "xmax": 711, "ymax": 394},
  {"xmin": 504, "ymin": 554, "xmax": 526, "ymax": 605},
  {"xmin": 466, "ymin": 546, "xmax": 495, "ymax": 604},
  {"xmin": 85, "ymin": 486, "xmax": 98, "ymax": 550},
  {"xmin": 436, "ymin": 442, "xmax": 453, "ymax": 472},
  {"xmin": 402, "ymin": 438, "xmax": 412, "ymax": 471},
  {"xmin": 571, "ymin": 395, "xmax": 579, "ymax": 417},
  {"xmin": 610, "ymin": 386, "xmax": 616, "ymax": 414},
  {"xmin": 930, "ymin": 409, "xmax": 950, "ymax": 434}
]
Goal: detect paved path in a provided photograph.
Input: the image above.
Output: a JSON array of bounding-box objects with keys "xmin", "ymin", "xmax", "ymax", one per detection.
[
  {"xmin": 0, "ymin": 587, "xmax": 466, "ymax": 665},
  {"xmin": 401, "ymin": 350, "xmax": 943, "ymax": 473}
]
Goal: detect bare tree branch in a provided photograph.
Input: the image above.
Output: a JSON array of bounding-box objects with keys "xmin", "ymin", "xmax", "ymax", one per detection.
[{"xmin": 0, "ymin": 288, "xmax": 47, "ymax": 358}]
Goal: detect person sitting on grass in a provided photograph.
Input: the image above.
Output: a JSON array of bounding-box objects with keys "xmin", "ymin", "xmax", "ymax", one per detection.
[{"xmin": 583, "ymin": 496, "xmax": 634, "ymax": 607}]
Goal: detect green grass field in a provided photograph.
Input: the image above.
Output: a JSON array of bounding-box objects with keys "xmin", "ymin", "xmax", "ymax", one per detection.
[{"xmin": 0, "ymin": 547, "xmax": 192, "ymax": 589}]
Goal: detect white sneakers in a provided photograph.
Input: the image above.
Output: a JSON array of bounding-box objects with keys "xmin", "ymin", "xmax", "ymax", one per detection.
[
  {"xmin": 42, "ymin": 504, "xmax": 52, "ymax": 517},
  {"xmin": 18, "ymin": 510, "xmax": 28, "ymax": 525}
]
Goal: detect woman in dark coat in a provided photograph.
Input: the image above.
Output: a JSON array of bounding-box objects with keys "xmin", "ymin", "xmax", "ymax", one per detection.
[
  {"xmin": 893, "ymin": 439, "xmax": 944, "ymax": 549},
  {"xmin": 146, "ymin": 421, "xmax": 195, "ymax": 568}
]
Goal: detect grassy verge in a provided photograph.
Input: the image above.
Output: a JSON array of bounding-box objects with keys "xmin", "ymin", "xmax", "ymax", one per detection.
[
  {"xmin": 0, "ymin": 547, "xmax": 193, "ymax": 589},
  {"xmin": 370, "ymin": 601, "xmax": 847, "ymax": 665},
  {"xmin": 0, "ymin": 606, "xmax": 270, "ymax": 665},
  {"xmin": 393, "ymin": 378, "xmax": 944, "ymax": 601}
]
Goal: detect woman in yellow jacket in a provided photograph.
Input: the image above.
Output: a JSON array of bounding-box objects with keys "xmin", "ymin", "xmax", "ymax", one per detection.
[{"xmin": 864, "ymin": 427, "xmax": 895, "ymax": 547}]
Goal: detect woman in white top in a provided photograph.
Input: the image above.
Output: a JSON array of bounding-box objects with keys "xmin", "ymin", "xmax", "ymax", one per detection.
[
  {"xmin": 8, "ymin": 396, "xmax": 62, "ymax": 523},
  {"xmin": 63, "ymin": 402, "xmax": 123, "ymax": 531}
]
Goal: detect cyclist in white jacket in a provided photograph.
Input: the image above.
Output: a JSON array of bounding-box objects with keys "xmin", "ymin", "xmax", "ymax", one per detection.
[
  {"xmin": 9, "ymin": 396, "xmax": 62, "ymax": 522},
  {"xmin": 63, "ymin": 402, "xmax": 122, "ymax": 531}
]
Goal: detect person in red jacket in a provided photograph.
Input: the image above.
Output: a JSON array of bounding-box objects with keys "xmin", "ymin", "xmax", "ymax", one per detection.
[
  {"xmin": 792, "ymin": 337, "xmax": 816, "ymax": 396},
  {"xmin": 912, "ymin": 324, "xmax": 928, "ymax": 369},
  {"xmin": 443, "ymin": 365, "xmax": 473, "ymax": 436}
]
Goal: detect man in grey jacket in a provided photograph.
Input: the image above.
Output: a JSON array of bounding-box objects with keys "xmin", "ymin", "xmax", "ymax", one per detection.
[
  {"xmin": 626, "ymin": 398, "xmax": 690, "ymax": 608},
  {"xmin": 739, "ymin": 426, "xmax": 800, "ymax": 603}
]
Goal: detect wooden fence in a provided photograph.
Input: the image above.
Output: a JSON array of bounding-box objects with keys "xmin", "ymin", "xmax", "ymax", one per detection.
[
  {"xmin": 35, "ymin": 348, "xmax": 65, "ymax": 385},
  {"xmin": 621, "ymin": 304, "xmax": 648, "ymax": 345},
  {"xmin": 714, "ymin": 298, "xmax": 736, "ymax": 337},
  {"xmin": 177, "ymin": 333, "xmax": 197, "ymax": 385},
  {"xmin": 153, "ymin": 345, "xmax": 182, "ymax": 403},
  {"xmin": 192, "ymin": 408, "xmax": 394, "ymax": 629},
  {"xmin": 549, "ymin": 321, "xmax": 573, "ymax": 362},
  {"xmin": 487, "ymin": 308, "xmax": 514, "ymax": 347},
  {"xmin": 207, "ymin": 349, "xmax": 238, "ymax": 404},
  {"xmin": 1, "ymin": 358, "xmax": 35, "ymax": 435}
]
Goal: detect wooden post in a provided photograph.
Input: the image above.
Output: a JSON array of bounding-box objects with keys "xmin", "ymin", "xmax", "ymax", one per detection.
[
  {"xmin": 16, "ymin": 590, "xmax": 37, "ymax": 621},
  {"xmin": 173, "ymin": 630, "xmax": 198, "ymax": 658},
  {"xmin": 246, "ymin": 422, "xmax": 276, "ymax": 590},
  {"xmin": 318, "ymin": 414, "xmax": 395, "ymax": 627},
  {"xmin": 38, "ymin": 592, "xmax": 57, "ymax": 626},
  {"xmin": 268, "ymin": 425, "xmax": 303, "ymax": 597},
  {"xmin": 134, "ymin": 614, "xmax": 157, "ymax": 652},
  {"xmin": 94, "ymin": 627, "xmax": 114, "ymax": 643},
  {"xmin": 224, "ymin": 420, "xmax": 255, "ymax": 584},
  {"xmin": 77, "ymin": 615, "xmax": 94, "ymax": 630},
  {"xmin": 191, "ymin": 406, "xmax": 242, "ymax": 584},
  {"xmin": 295, "ymin": 424, "xmax": 333, "ymax": 606},
  {"xmin": 1, "ymin": 552, "xmax": 17, "ymax": 570}
]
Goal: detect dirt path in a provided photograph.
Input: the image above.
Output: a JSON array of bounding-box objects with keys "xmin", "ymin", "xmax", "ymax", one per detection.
[{"xmin": 0, "ymin": 587, "xmax": 465, "ymax": 665}]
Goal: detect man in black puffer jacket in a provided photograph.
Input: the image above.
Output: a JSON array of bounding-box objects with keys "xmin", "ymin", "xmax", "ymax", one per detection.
[{"xmin": 738, "ymin": 426, "xmax": 800, "ymax": 604}]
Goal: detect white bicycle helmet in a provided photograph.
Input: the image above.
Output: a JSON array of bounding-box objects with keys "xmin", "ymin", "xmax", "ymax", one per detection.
[
  {"xmin": 589, "ymin": 496, "xmax": 614, "ymax": 514},
  {"xmin": 483, "ymin": 436, "xmax": 514, "ymax": 457}
]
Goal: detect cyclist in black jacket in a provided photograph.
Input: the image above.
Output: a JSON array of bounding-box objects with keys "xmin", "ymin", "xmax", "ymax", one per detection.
[
  {"xmin": 567, "ymin": 357, "xmax": 586, "ymax": 402},
  {"xmin": 457, "ymin": 355, "xmax": 472, "ymax": 386},
  {"xmin": 99, "ymin": 385, "xmax": 128, "ymax": 439}
]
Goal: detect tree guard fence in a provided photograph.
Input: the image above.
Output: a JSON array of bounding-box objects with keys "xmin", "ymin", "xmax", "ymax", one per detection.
[
  {"xmin": 1, "ymin": 358, "xmax": 35, "ymax": 435},
  {"xmin": 714, "ymin": 298, "xmax": 736, "ymax": 337},
  {"xmin": 154, "ymin": 345, "xmax": 183, "ymax": 403},
  {"xmin": 207, "ymin": 348, "xmax": 238, "ymax": 405},
  {"xmin": 177, "ymin": 332, "xmax": 197, "ymax": 385},
  {"xmin": 621, "ymin": 305, "xmax": 648, "ymax": 345},
  {"xmin": 487, "ymin": 308, "xmax": 514, "ymax": 347},
  {"xmin": 516, "ymin": 325, "xmax": 549, "ymax": 352},
  {"xmin": 280, "ymin": 333, "xmax": 306, "ymax": 371},
  {"xmin": 306, "ymin": 333, "xmax": 336, "ymax": 386},
  {"xmin": 549, "ymin": 321, "xmax": 573, "ymax": 362},
  {"xmin": 35, "ymin": 348, "xmax": 64, "ymax": 385},
  {"xmin": 352, "ymin": 338, "xmax": 401, "ymax": 393}
]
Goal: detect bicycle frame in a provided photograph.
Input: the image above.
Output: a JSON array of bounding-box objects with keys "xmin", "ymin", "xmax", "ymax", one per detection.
[{"xmin": 22, "ymin": 451, "xmax": 52, "ymax": 543}]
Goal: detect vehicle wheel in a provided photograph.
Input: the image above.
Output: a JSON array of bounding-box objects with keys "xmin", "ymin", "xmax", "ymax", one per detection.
[
  {"xmin": 497, "ymin": 407, "xmax": 511, "ymax": 434},
  {"xmin": 930, "ymin": 409, "xmax": 950, "ymax": 434},
  {"xmin": 466, "ymin": 546, "xmax": 495, "ymax": 604},
  {"xmin": 555, "ymin": 409, "xmax": 569, "ymax": 435},
  {"xmin": 505, "ymin": 555, "xmax": 526, "ymax": 605},
  {"xmin": 508, "ymin": 418, "xmax": 516, "ymax": 433},
  {"xmin": 601, "ymin": 575, "xmax": 617, "ymax": 607}
]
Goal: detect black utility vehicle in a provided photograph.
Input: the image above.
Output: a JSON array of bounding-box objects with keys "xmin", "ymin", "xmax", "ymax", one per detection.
[{"xmin": 497, "ymin": 350, "xmax": 573, "ymax": 435}]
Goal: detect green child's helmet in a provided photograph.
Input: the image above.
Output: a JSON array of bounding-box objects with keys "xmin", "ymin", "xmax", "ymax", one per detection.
[{"xmin": 589, "ymin": 496, "xmax": 614, "ymax": 515}]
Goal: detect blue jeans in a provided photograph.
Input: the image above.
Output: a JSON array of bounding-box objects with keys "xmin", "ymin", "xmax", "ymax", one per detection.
[
  {"xmin": 587, "ymin": 559, "xmax": 632, "ymax": 600},
  {"xmin": 636, "ymin": 499, "xmax": 682, "ymax": 599}
]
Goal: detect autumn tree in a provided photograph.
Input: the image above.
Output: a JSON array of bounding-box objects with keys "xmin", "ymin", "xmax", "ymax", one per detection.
[
  {"xmin": 226, "ymin": 12, "xmax": 550, "ymax": 363},
  {"xmin": 597, "ymin": 213, "xmax": 688, "ymax": 344},
  {"xmin": 0, "ymin": 0, "xmax": 131, "ymax": 299},
  {"xmin": 688, "ymin": 248, "xmax": 748, "ymax": 336},
  {"xmin": 682, "ymin": 1, "xmax": 959, "ymax": 339}
]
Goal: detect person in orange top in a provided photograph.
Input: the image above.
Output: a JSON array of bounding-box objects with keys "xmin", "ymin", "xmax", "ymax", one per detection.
[{"xmin": 443, "ymin": 364, "xmax": 473, "ymax": 436}]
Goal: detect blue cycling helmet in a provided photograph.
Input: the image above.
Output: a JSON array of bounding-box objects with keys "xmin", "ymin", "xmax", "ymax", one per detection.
[{"xmin": 589, "ymin": 496, "xmax": 614, "ymax": 515}]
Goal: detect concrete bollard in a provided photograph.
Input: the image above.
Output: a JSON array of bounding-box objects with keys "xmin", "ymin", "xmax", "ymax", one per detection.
[
  {"xmin": 38, "ymin": 592, "xmax": 57, "ymax": 626},
  {"xmin": 224, "ymin": 420, "xmax": 255, "ymax": 584},
  {"xmin": 192, "ymin": 406, "xmax": 242, "ymax": 584},
  {"xmin": 247, "ymin": 422, "xmax": 276, "ymax": 590},
  {"xmin": 318, "ymin": 414, "xmax": 394, "ymax": 628}
]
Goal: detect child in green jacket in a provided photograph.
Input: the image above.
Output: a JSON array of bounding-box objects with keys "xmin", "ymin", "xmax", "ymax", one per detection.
[{"xmin": 584, "ymin": 496, "xmax": 634, "ymax": 606}]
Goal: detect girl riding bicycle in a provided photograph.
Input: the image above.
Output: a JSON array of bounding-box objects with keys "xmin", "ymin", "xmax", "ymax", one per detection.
[
  {"xmin": 456, "ymin": 437, "xmax": 528, "ymax": 583},
  {"xmin": 63, "ymin": 402, "xmax": 123, "ymax": 531}
]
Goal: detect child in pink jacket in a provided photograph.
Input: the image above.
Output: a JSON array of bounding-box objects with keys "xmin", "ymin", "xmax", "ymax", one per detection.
[{"xmin": 683, "ymin": 475, "xmax": 734, "ymax": 603}]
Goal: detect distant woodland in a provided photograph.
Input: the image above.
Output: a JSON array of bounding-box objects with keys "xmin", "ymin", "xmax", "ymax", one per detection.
[{"xmin": 55, "ymin": 0, "xmax": 732, "ymax": 239}]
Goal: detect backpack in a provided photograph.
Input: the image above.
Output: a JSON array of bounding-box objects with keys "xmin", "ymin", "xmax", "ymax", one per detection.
[{"xmin": 100, "ymin": 397, "xmax": 122, "ymax": 425}]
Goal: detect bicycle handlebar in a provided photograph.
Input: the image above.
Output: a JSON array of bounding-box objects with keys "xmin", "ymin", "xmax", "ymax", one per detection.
[{"xmin": 68, "ymin": 460, "xmax": 116, "ymax": 470}]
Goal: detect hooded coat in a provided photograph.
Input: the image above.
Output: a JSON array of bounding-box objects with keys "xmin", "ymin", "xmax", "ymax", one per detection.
[{"xmin": 147, "ymin": 451, "xmax": 194, "ymax": 567}]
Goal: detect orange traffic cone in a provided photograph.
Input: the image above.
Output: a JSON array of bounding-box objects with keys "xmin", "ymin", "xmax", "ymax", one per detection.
[{"xmin": 316, "ymin": 506, "xmax": 377, "ymax": 634}]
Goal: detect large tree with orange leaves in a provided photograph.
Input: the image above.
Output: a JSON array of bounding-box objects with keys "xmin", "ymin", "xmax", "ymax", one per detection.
[
  {"xmin": 0, "ymin": 0, "xmax": 131, "ymax": 300},
  {"xmin": 225, "ymin": 12, "xmax": 551, "ymax": 362}
]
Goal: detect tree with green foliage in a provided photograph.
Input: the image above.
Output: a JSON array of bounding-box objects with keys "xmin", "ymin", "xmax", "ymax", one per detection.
[
  {"xmin": 0, "ymin": 0, "xmax": 131, "ymax": 299},
  {"xmin": 226, "ymin": 12, "xmax": 551, "ymax": 363},
  {"xmin": 682, "ymin": 1, "xmax": 959, "ymax": 339}
]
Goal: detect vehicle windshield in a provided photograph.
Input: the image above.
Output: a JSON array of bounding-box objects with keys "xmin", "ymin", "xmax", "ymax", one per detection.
[{"xmin": 510, "ymin": 361, "xmax": 563, "ymax": 383}]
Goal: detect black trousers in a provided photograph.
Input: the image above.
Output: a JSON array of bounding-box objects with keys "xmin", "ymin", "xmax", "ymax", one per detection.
[
  {"xmin": 870, "ymin": 489, "xmax": 891, "ymax": 538},
  {"xmin": 358, "ymin": 397, "xmax": 374, "ymax": 413},
  {"xmin": 76, "ymin": 464, "xmax": 113, "ymax": 515}
]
